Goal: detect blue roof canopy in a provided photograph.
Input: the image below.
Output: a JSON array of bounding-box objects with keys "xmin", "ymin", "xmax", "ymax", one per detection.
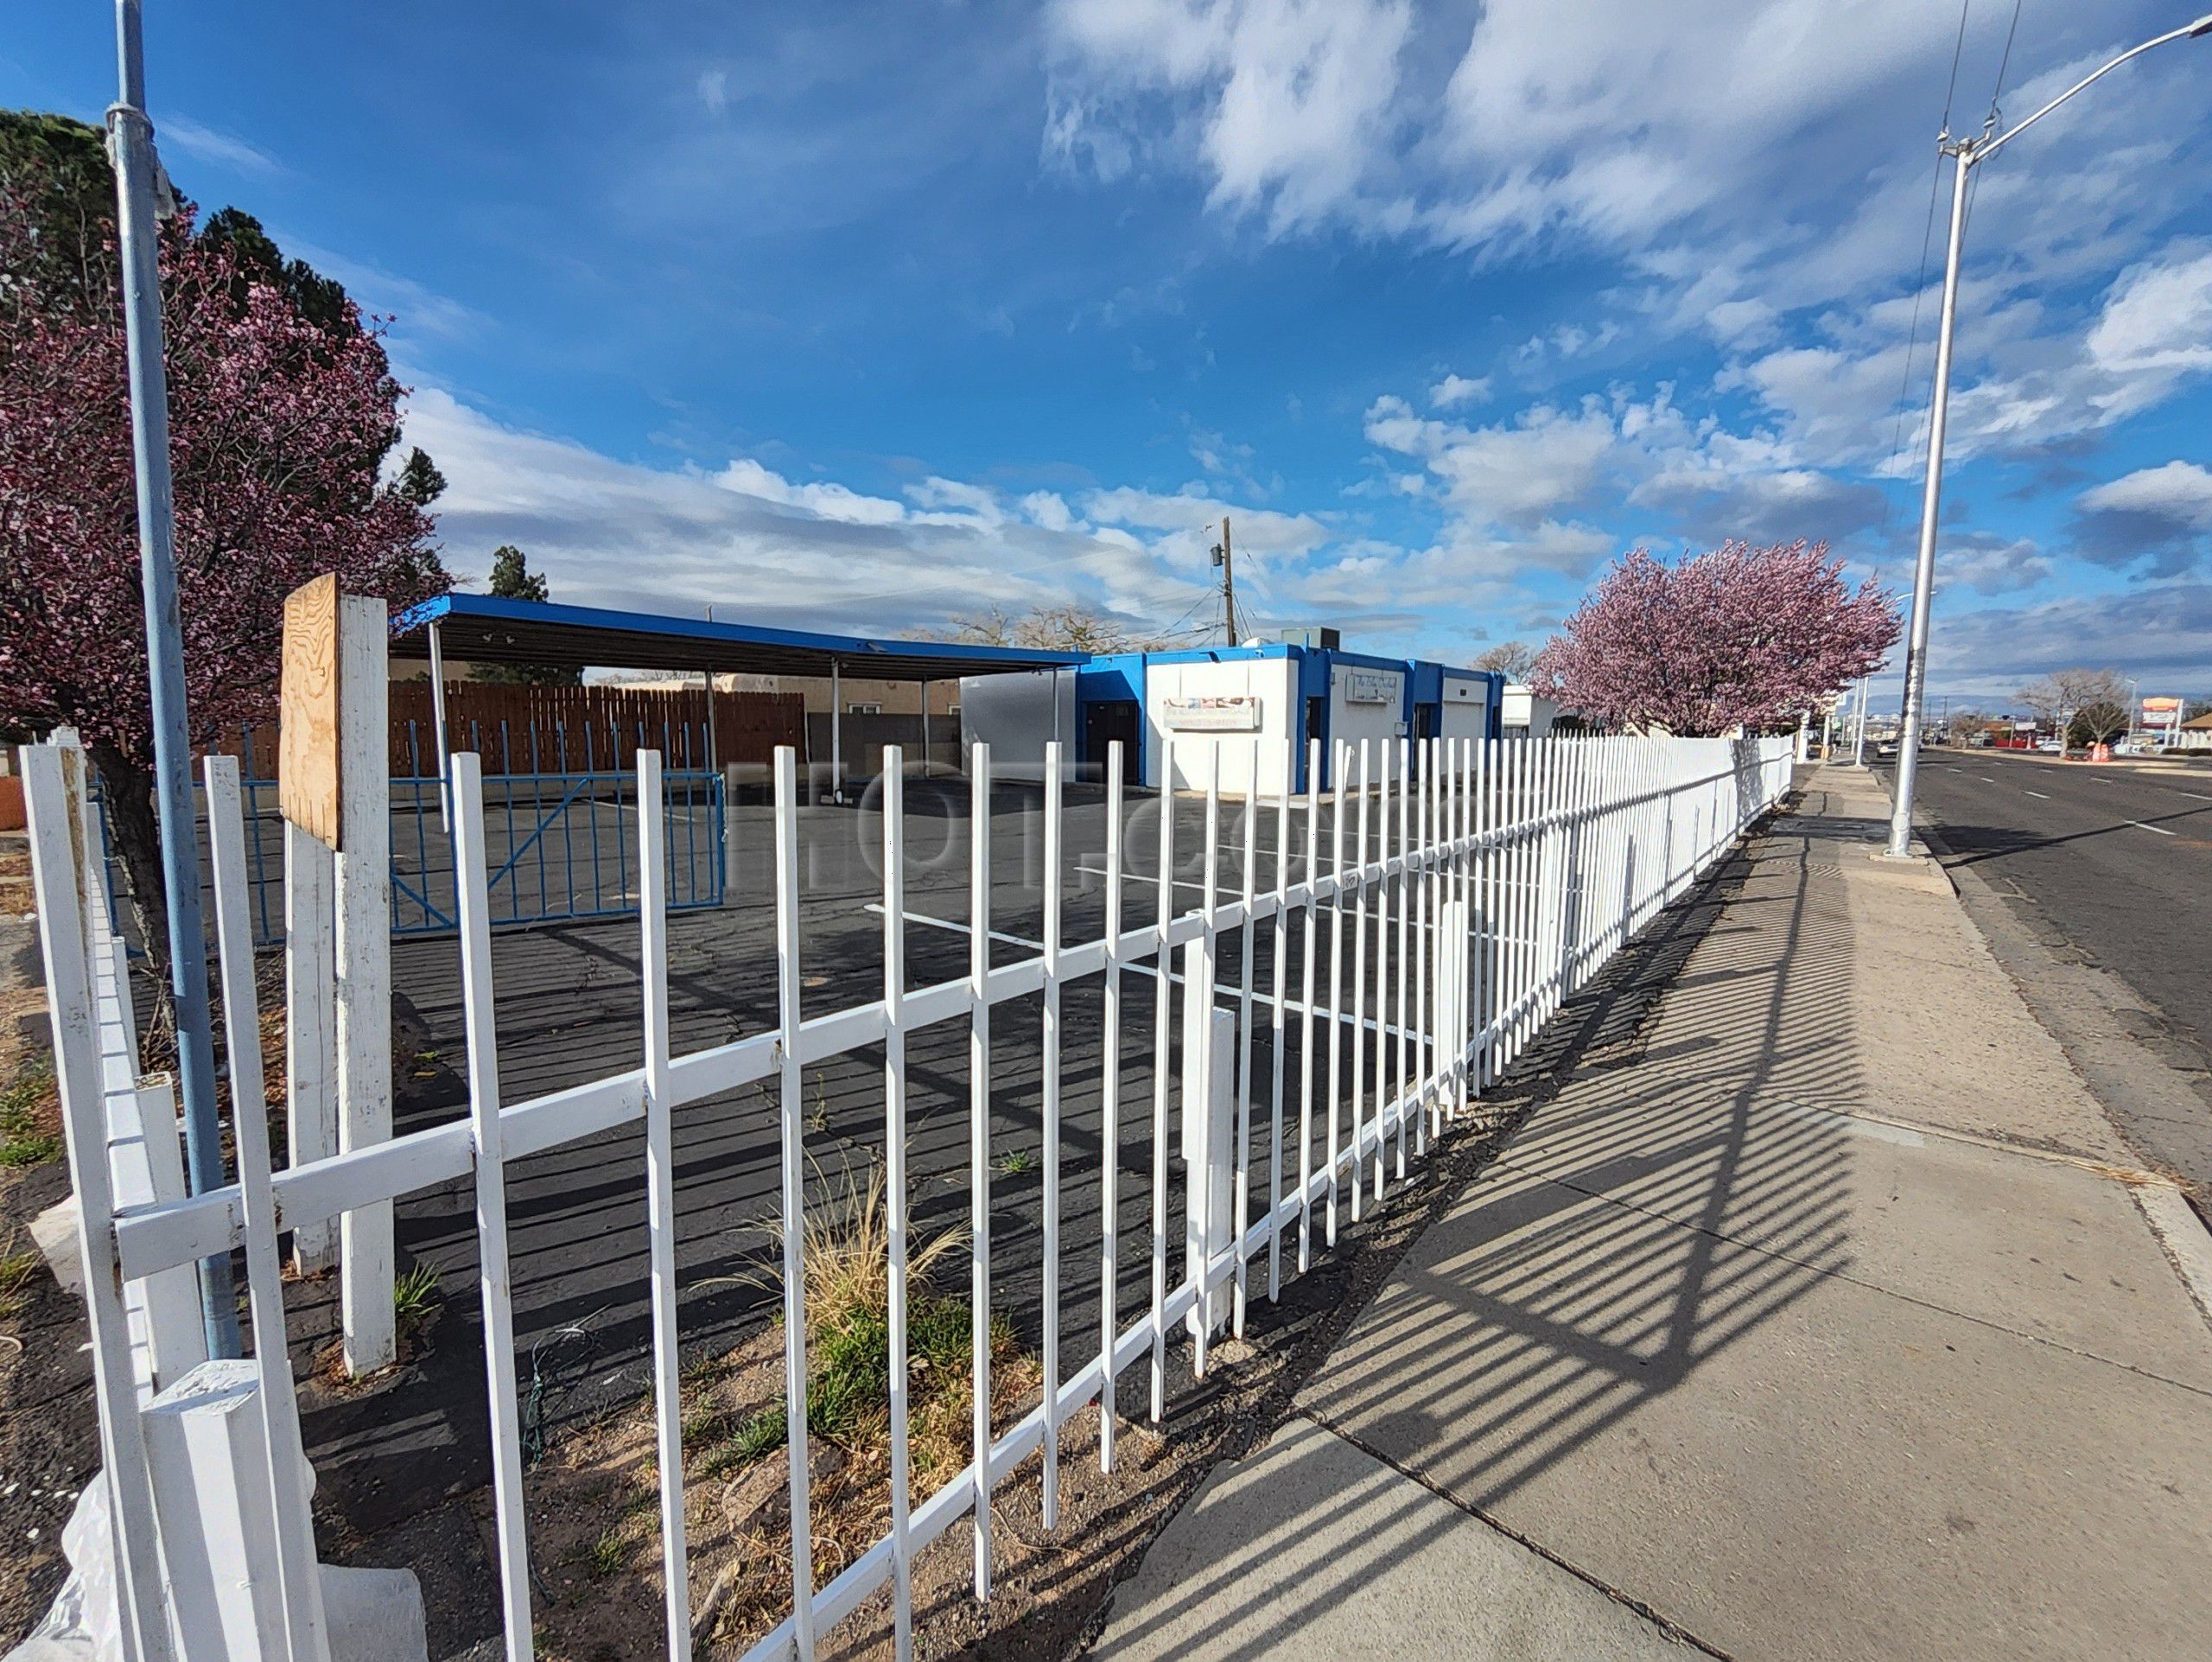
[{"xmin": 389, "ymin": 594, "xmax": 1086, "ymax": 683}]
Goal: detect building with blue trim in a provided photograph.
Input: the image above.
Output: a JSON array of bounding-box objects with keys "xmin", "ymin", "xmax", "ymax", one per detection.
[{"xmin": 962, "ymin": 641, "xmax": 1503, "ymax": 795}]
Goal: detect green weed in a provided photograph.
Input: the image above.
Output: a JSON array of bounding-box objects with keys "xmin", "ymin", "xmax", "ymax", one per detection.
[{"xmin": 0, "ymin": 1065, "xmax": 62, "ymax": 1168}]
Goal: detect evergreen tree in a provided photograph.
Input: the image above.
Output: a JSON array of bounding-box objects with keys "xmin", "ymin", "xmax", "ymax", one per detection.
[{"xmin": 476, "ymin": 546, "xmax": 577, "ymax": 684}]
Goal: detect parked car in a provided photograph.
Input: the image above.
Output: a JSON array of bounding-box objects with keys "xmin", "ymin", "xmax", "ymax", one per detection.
[{"xmin": 2037, "ymin": 739, "xmax": 2063, "ymax": 754}]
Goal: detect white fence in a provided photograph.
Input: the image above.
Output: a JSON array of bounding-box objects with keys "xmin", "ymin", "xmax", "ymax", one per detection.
[{"xmin": 24, "ymin": 729, "xmax": 1792, "ymax": 1662}]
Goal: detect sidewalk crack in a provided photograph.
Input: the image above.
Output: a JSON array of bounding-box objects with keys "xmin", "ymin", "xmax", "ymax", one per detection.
[{"xmin": 1294, "ymin": 1404, "xmax": 1735, "ymax": 1659}]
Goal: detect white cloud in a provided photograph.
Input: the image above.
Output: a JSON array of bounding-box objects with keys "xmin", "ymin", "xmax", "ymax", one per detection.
[
  {"xmin": 905, "ymin": 475, "xmax": 1006, "ymax": 526},
  {"xmin": 159, "ymin": 114, "xmax": 285, "ymax": 179},
  {"xmin": 280, "ymin": 238, "xmax": 486, "ymax": 341},
  {"xmin": 698, "ymin": 69, "xmax": 730, "ymax": 113},
  {"xmin": 398, "ymin": 385, "xmax": 1211, "ymax": 635},
  {"xmin": 714, "ymin": 459, "xmax": 907, "ymax": 525},
  {"xmin": 1513, "ymin": 321, "xmax": 1621, "ymax": 366},
  {"xmin": 1082, "ymin": 486, "xmax": 1325, "ymax": 563},
  {"xmin": 1022, "ymin": 490, "xmax": 1077, "ymax": 532},
  {"xmin": 1934, "ymin": 534, "xmax": 2052, "ymax": 596},
  {"xmin": 1364, "ymin": 395, "xmax": 1616, "ymax": 528},
  {"xmin": 1929, "ymin": 582, "xmax": 2212, "ymax": 697},
  {"xmin": 1047, "ymin": 3, "xmax": 2212, "ymax": 465},
  {"xmin": 1046, "ymin": 0, "xmax": 1414, "ymax": 234},
  {"xmin": 2080, "ymin": 461, "xmax": 2212, "ymax": 527},
  {"xmin": 2085, "ymin": 250, "xmax": 2212, "ymax": 414},
  {"xmin": 2071, "ymin": 460, "xmax": 2212, "ymax": 576},
  {"xmin": 1724, "ymin": 245, "xmax": 2212, "ymax": 476},
  {"xmin": 1428, "ymin": 373, "xmax": 1489, "ymax": 410}
]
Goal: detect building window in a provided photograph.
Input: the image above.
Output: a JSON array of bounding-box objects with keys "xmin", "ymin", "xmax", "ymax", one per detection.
[{"xmin": 847, "ymin": 702, "xmax": 883, "ymax": 716}]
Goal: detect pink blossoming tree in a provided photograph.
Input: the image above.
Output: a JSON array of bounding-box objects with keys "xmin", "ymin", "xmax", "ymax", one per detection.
[
  {"xmin": 1532, "ymin": 541, "xmax": 1900, "ymax": 735},
  {"xmin": 0, "ymin": 134, "xmax": 448, "ymax": 964}
]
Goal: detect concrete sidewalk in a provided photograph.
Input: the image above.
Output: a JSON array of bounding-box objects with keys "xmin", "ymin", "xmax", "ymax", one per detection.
[{"xmin": 1093, "ymin": 766, "xmax": 2212, "ymax": 1661}]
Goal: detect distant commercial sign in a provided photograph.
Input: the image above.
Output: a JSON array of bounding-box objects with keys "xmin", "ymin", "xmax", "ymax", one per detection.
[
  {"xmin": 1163, "ymin": 696, "xmax": 1261, "ymax": 733},
  {"xmin": 2143, "ymin": 696, "xmax": 2183, "ymax": 729},
  {"xmin": 1343, "ymin": 670, "xmax": 1397, "ymax": 705}
]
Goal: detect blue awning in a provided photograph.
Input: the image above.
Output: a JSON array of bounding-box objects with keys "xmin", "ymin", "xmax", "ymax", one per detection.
[{"xmin": 389, "ymin": 594, "xmax": 1087, "ymax": 682}]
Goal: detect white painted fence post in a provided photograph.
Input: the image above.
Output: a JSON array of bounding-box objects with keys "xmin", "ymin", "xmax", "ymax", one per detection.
[
  {"xmin": 22, "ymin": 742, "xmax": 177, "ymax": 1662},
  {"xmin": 1181, "ymin": 971, "xmax": 1232, "ymax": 1352},
  {"xmin": 721, "ymin": 761, "xmax": 743, "ymax": 904},
  {"xmin": 285, "ymin": 820, "xmax": 337, "ymax": 1275},
  {"xmin": 334, "ymin": 592, "xmax": 394, "ymax": 1376}
]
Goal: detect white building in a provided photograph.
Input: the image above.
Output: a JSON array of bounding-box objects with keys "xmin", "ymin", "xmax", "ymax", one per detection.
[{"xmin": 1502, "ymin": 684, "xmax": 1559, "ymax": 736}]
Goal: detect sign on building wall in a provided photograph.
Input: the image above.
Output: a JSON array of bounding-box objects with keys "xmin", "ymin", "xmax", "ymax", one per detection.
[
  {"xmin": 1163, "ymin": 696, "xmax": 1262, "ymax": 732},
  {"xmin": 1343, "ymin": 671, "xmax": 1396, "ymax": 705}
]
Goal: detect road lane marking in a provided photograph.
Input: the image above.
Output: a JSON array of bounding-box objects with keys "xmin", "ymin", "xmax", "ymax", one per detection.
[
  {"xmin": 2181, "ymin": 792, "xmax": 2212, "ymax": 803},
  {"xmin": 2130, "ymin": 820, "xmax": 2177, "ymax": 837},
  {"xmin": 2024, "ymin": 790, "xmax": 2050, "ymax": 799},
  {"xmin": 1979, "ymin": 774, "xmax": 1997, "ymax": 782}
]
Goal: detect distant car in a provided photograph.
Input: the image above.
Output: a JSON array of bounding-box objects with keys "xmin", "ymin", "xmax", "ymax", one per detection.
[
  {"xmin": 1874, "ymin": 738, "xmax": 1899, "ymax": 761},
  {"xmin": 2037, "ymin": 739, "xmax": 2063, "ymax": 754}
]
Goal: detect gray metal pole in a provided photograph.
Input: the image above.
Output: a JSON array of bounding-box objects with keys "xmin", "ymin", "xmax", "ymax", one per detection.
[
  {"xmin": 108, "ymin": 0, "xmax": 238, "ymax": 1355},
  {"xmin": 1853, "ymin": 675, "xmax": 1868, "ymax": 767},
  {"xmin": 1883, "ymin": 15, "xmax": 2212, "ymax": 844},
  {"xmin": 1885, "ymin": 142, "xmax": 1971, "ymax": 859}
]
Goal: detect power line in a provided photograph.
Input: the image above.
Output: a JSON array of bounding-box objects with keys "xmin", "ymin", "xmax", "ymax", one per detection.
[
  {"xmin": 1989, "ymin": 0, "xmax": 2027, "ymax": 128},
  {"xmin": 1876, "ymin": 1, "xmax": 1977, "ymax": 557},
  {"xmin": 1942, "ymin": 0, "xmax": 1974, "ymax": 131}
]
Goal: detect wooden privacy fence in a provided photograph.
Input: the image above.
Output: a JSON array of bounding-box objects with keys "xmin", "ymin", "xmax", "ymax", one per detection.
[
  {"xmin": 26, "ymin": 728, "xmax": 1793, "ymax": 1662},
  {"xmin": 389, "ymin": 683, "xmax": 807, "ymax": 776},
  {"xmin": 211, "ymin": 684, "xmax": 810, "ymax": 780}
]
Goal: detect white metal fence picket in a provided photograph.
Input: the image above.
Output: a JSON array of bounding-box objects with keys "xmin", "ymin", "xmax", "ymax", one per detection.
[{"xmin": 25, "ymin": 729, "xmax": 1792, "ymax": 1662}]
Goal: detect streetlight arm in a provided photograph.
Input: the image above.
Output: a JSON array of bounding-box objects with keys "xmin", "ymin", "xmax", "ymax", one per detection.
[{"xmin": 1975, "ymin": 16, "xmax": 2212, "ymax": 164}]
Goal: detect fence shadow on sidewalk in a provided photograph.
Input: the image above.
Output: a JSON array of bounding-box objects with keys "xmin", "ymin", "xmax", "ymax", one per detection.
[{"xmin": 1090, "ymin": 793, "xmax": 1858, "ymax": 1662}]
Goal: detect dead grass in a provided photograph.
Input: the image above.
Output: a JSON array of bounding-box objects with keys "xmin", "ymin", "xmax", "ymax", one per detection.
[
  {"xmin": 0, "ymin": 849, "xmax": 30, "ymax": 917},
  {"xmin": 522, "ymin": 1161, "xmax": 1042, "ymax": 1659},
  {"xmin": 0, "ymin": 1224, "xmax": 37, "ymax": 1324}
]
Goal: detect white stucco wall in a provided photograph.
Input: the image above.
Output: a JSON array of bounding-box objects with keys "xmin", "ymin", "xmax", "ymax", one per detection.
[
  {"xmin": 1328, "ymin": 662, "xmax": 1406, "ymax": 780},
  {"xmin": 1437, "ymin": 676, "xmax": 1492, "ymax": 743},
  {"xmin": 1145, "ymin": 656, "xmax": 1300, "ymax": 799},
  {"xmin": 1502, "ymin": 685, "xmax": 1558, "ymax": 736}
]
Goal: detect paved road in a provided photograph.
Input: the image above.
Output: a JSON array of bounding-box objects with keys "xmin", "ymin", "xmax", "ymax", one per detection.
[{"xmin": 1880, "ymin": 746, "xmax": 2212, "ymax": 1156}]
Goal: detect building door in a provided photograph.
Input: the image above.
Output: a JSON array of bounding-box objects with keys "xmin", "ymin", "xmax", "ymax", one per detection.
[
  {"xmin": 1305, "ymin": 697, "xmax": 1328, "ymax": 789},
  {"xmin": 1084, "ymin": 700, "xmax": 1142, "ymax": 784}
]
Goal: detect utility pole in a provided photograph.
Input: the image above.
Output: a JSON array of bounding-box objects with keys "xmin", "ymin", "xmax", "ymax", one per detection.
[
  {"xmin": 1853, "ymin": 674, "xmax": 1869, "ymax": 767},
  {"xmin": 1211, "ymin": 517, "xmax": 1240, "ymax": 646},
  {"xmin": 1886, "ymin": 12, "xmax": 2212, "ymax": 856},
  {"xmin": 109, "ymin": 0, "xmax": 238, "ymax": 1355}
]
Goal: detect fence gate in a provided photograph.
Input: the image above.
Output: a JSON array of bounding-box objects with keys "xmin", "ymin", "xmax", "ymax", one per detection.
[{"xmin": 391, "ymin": 759, "xmax": 725, "ymax": 936}]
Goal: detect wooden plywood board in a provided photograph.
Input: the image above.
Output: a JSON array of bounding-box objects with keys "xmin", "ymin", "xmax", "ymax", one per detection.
[{"xmin": 279, "ymin": 574, "xmax": 341, "ymax": 846}]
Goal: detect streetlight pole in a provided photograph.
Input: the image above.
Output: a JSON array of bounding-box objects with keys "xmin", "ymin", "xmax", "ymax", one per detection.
[
  {"xmin": 1853, "ymin": 673, "xmax": 1869, "ymax": 767},
  {"xmin": 1885, "ymin": 11, "xmax": 2212, "ymax": 857},
  {"xmin": 108, "ymin": 0, "xmax": 239, "ymax": 1353}
]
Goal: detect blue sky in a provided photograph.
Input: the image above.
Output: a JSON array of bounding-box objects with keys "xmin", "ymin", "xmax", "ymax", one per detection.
[{"xmin": 8, "ymin": 2, "xmax": 2211, "ymax": 710}]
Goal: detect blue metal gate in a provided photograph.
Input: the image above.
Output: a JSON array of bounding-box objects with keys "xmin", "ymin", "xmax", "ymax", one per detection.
[
  {"xmin": 391, "ymin": 759, "xmax": 725, "ymax": 936},
  {"xmin": 94, "ymin": 724, "xmax": 727, "ymax": 951}
]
